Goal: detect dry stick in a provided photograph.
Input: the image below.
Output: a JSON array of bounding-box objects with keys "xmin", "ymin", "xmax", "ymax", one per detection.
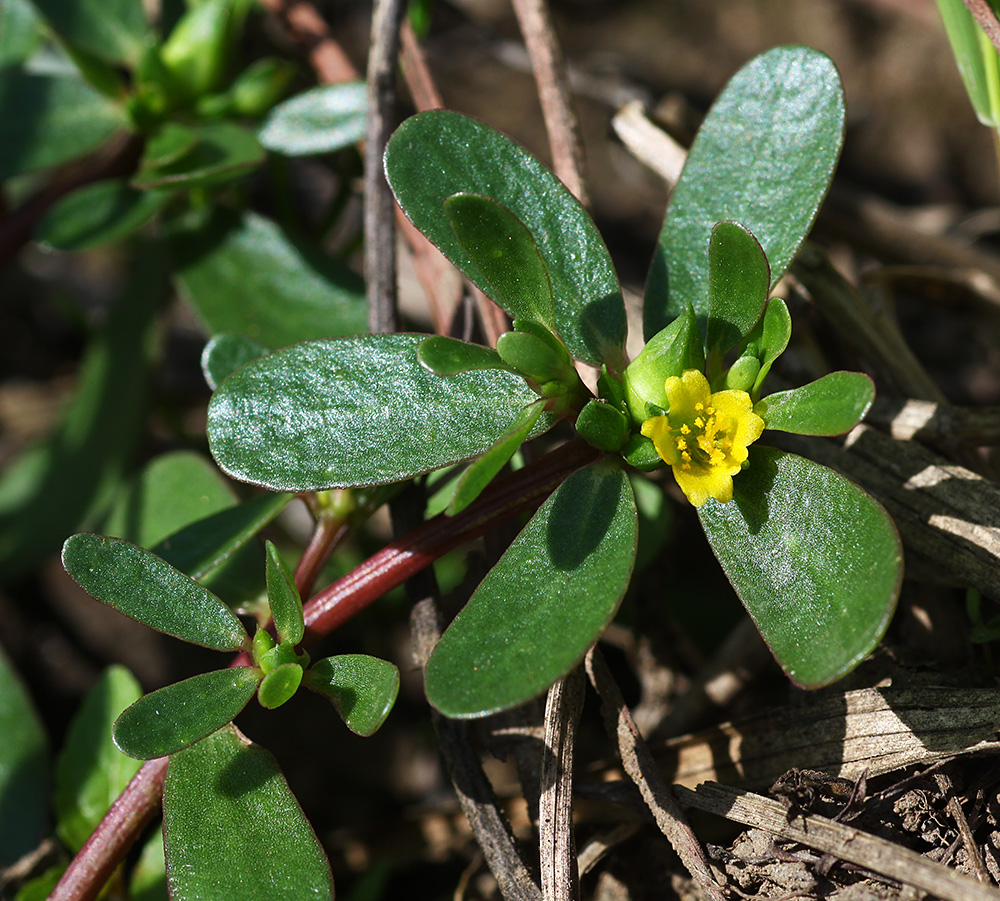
[
  {"xmin": 260, "ymin": 0, "xmax": 358, "ymax": 83},
  {"xmin": 584, "ymin": 647, "xmax": 727, "ymax": 901},
  {"xmin": 510, "ymin": 0, "xmax": 588, "ymax": 205},
  {"xmin": 962, "ymin": 0, "xmax": 1000, "ymax": 55}
]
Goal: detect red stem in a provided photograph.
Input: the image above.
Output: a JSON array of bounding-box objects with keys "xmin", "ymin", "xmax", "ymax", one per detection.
[
  {"xmin": 50, "ymin": 440, "xmax": 598, "ymax": 901},
  {"xmin": 293, "ymin": 517, "xmax": 349, "ymax": 600}
]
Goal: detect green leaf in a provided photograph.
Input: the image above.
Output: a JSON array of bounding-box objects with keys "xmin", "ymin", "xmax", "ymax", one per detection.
[
  {"xmin": 443, "ymin": 192, "xmax": 556, "ymax": 328},
  {"xmin": 385, "ymin": 111, "xmax": 625, "ymax": 367},
  {"xmin": 61, "ymin": 534, "xmax": 249, "ymax": 651},
  {"xmin": 305, "ymin": 655, "xmax": 400, "ymax": 736},
  {"xmin": 160, "ymin": 0, "xmax": 234, "ymax": 99},
  {"xmin": 0, "ymin": 246, "xmax": 162, "ymax": 580},
  {"xmin": 0, "ymin": 0, "xmax": 43, "ymax": 67},
  {"xmin": 131, "ymin": 828, "xmax": 167, "ymax": 901},
  {"xmin": 143, "ymin": 123, "xmax": 199, "ymax": 169},
  {"xmin": 645, "ymin": 46, "xmax": 845, "ymax": 338},
  {"xmin": 749, "ymin": 297, "xmax": 792, "ymax": 396},
  {"xmin": 208, "ymin": 334, "xmax": 550, "ymax": 491},
  {"xmin": 114, "ymin": 668, "xmax": 261, "ymax": 759},
  {"xmin": 449, "ymin": 399, "xmax": 545, "ymax": 515},
  {"xmin": 37, "ymin": 180, "xmax": 171, "ymax": 251},
  {"xmin": 937, "ymin": 0, "xmax": 1000, "ymax": 126},
  {"xmin": 132, "ymin": 122, "xmax": 264, "ymax": 190},
  {"xmin": 698, "ymin": 446, "xmax": 902, "ymax": 688},
  {"xmin": 29, "ymin": 0, "xmax": 148, "ymax": 65},
  {"xmin": 495, "ymin": 330, "xmax": 568, "ymax": 381},
  {"xmin": 257, "ymin": 663, "xmax": 303, "ymax": 709},
  {"xmin": 575, "ymin": 399, "xmax": 630, "ymax": 452},
  {"xmin": 425, "ymin": 461, "xmax": 637, "ymax": 717},
  {"xmin": 163, "ymin": 724, "xmax": 333, "ymax": 900},
  {"xmin": 14, "ymin": 866, "xmax": 65, "ymax": 901},
  {"xmin": 0, "ymin": 645, "xmax": 48, "ymax": 866},
  {"xmin": 171, "ymin": 209, "xmax": 367, "ymax": 347},
  {"xmin": 258, "ymin": 81, "xmax": 366, "ymax": 155},
  {"xmin": 706, "ymin": 220, "xmax": 770, "ymax": 362},
  {"xmin": 417, "ymin": 336, "xmax": 513, "ymax": 376},
  {"xmin": 202, "ymin": 334, "xmax": 269, "ymax": 389},
  {"xmin": 755, "ymin": 372, "xmax": 875, "ymax": 436},
  {"xmin": 55, "ymin": 665, "xmax": 142, "ymax": 851},
  {"xmin": 0, "ymin": 71, "xmax": 128, "ymax": 181},
  {"xmin": 265, "ymin": 541, "xmax": 304, "ymax": 645}
]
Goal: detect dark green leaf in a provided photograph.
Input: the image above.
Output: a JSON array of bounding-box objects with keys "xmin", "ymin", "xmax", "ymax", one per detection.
[
  {"xmin": 417, "ymin": 336, "xmax": 513, "ymax": 376},
  {"xmin": 699, "ymin": 446, "xmax": 901, "ymax": 688},
  {"xmin": 37, "ymin": 180, "xmax": 171, "ymax": 251},
  {"xmin": 385, "ymin": 111, "xmax": 625, "ymax": 367},
  {"xmin": 425, "ymin": 461, "xmax": 637, "ymax": 717},
  {"xmin": 62, "ymin": 534, "xmax": 249, "ymax": 651},
  {"xmin": 142, "ymin": 123, "xmax": 199, "ymax": 169},
  {"xmin": 265, "ymin": 542, "xmax": 303, "ymax": 645},
  {"xmin": 645, "ymin": 46, "xmax": 845, "ymax": 337},
  {"xmin": 443, "ymin": 192, "xmax": 555, "ymax": 327},
  {"xmin": 163, "ymin": 724, "xmax": 333, "ymax": 900},
  {"xmin": 0, "ymin": 646, "xmax": 48, "ymax": 866},
  {"xmin": 449, "ymin": 400, "xmax": 544, "ymax": 515},
  {"xmin": 706, "ymin": 221, "xmax": 770, "ymax": 361},
  {"xmin": 131, "ymin": 829, "xmax": 167, "ymax": 901},
  {"xmin": 495, "ymin": 330, "xmax": 567, "ymax": 381},
  {"xmin": 55, "ymin": 665, "xmax": 142, "ymax": 851},
  {"xmin": 29, "ymin": 0, "xmax": 148, "ymax": 65},
  {"xmin": 305, "ymin": 655, "xmax": 400, "ymax": 736},
  {"xmin": 755, "ymin": 372, "xmax": 875, "ymax": 436},
  {"xmin": 257, "ymin": 663, "xmax": 303, "ymax": 709},
  {"xmin": 132, "ymin": 122, "xmax": 264, "ymax": 190},
  {"xmin": 207, "ymin": 334, "xmax": 550, "ymax": 491},
  {"xmin": 0, "ymin": 72, "xmax": 128, "ymax": 180},
  {"xmin": 575, "ymin": 399, "xmax": 629, "ymax": 452},
  {"xmin": 202, "ymin": 334, "xmax": 269, "ymax": 389},
  {"xmin": 114, "ymin": 668, "xmax": 260, "ymax": 759},
  {"xmin": 171, "ymin": 208, "xmax": 367, "ymax": 347},
  {"xmin": 0, "ymin": 0, "xmax": 43, "ymax": 67},
  {"xmin": 258, "ymin": 81, "xmax": 366, "ymax": 155}
]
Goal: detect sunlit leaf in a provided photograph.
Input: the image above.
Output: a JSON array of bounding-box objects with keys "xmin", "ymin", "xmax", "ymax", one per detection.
[
  {"xmin": 756, "ymin": 372, "xmax": 875, "ymax": 436},
  {"xmin": 258, "ymin": 81, "xmax": 366, "ymax": 155}
]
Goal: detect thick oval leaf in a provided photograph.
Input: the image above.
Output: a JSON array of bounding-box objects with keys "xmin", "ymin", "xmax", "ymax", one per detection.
[
  {"xmin": 417, "ymin": 335, "xmax": 513, "ymax": 376},
  {"xmin": 305, "ymin": 655, "xmax": 400, "ymax": 736},
  {"xmin": 55, "ymin": 665, "xmax": 142, "ymax": 851},
  {"xmin": 132, "ymin": 122, "xmax": 264, "ymax": 190},
  {"xmin": 645, "ymin": 46, "xmax": 845, "ymax": 337},
  {"xmin": 202, "ymin": 334, "xmax": 269, "ymax": 390},
  {"xmin": 0, "ymin": 646, "xmax": 48, "ymax": 866},
  {"xmin": 62, "ymin": 534, "xmax": 248, "ymax": 651},
  {"xmin": 755, "ymin": 372, "xmax": 875, "ymax": 436},
  {"xmin": 258, "ymin": 81, "xmax": 366, "ymax": 155},
  {"xmin": 37, "ymin": 180, "xmax": 171, "ymax": 251},
  {"xmin": 425, "ymin": 461, "xmax": 638, "ymax": 717},
  {"xmin": 444, "ymin": 193, "xmax": 555, "ymax": 328},
  {"xmin": 265, "ymin": 542, "xmax": 304, "ymax": 645},
  {"xmin": 698, "ymin": 446, "xmax": 901, "ymax": 688},
  {"xmin": 114, "ymin": 668, "xmax": 260, "ymax": 759},
  {"xmin": 207, "ymin": 334, "xmax": 548, "ymax": 490},
  {"xmin": 171, "ymin": 209, "xmax": 367, "ymax": 347},
  {"xmin": 385, "ymin": 111, "xmax": 625, "ymax": 367},
  {"xmin": 257, "ymin": 663, "xmax": 303, "ymax": 710},
  {"xmin": 29, "ymin": 0, "xmax": 148, "ymax": 65},
  {"xmin": 0, "ymin": 72, "xmax": 128, "ymax": 181},
  {"xmin": 163, "ymin": 724, "xmax": 333, "ymax": 900},
  {"xmin": 706, "ymin": 221, "xmax": 770, "ymax": 361}
]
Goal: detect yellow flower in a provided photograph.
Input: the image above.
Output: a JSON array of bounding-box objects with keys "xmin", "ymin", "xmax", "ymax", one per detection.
[{"xmin": 640, "ymin": 369, "xmax": 764, "ymax": 507}]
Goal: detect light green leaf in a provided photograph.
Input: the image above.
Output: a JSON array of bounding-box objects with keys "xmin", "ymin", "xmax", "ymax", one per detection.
[
  {"xmin": 265, "ymin": 541, "xmax": 304, "ymax": 645},
  {"xmin": 417, "ymin": 336, "xmax": 513, "ymax": 376},
  {"xmin": 706, "ymin": 220, "xmax": 770, "ymax": 362},
  {"xmin": 54, "ymin": 665, "xmax": 142, "ymax": 852},
  {"xmin": 207, "ymin": 334, "xmax": 550, "ymax": 491},
  {"xmin": 385, "ymin": 111, "xmax": 626, "ymax": 367},
  {"xmin": 756, "ymin": 372, "xmax": 875, "ymax": 436},
  {"xmin": 699, "ymin": 446, "xmax": 902, "ymax": 688},
  {"xmin": 163, "ymin": 724, "xmax": 333, "ymax": 900},
  {"xmin": 645, "ymin": 46, "xmax": 845, "ymax": 337},
  {"xmin": 305, "ymin": 655, "xmax": 400, "ymax": 736},
  {"xmin": 750, "ymin": 297, "xmax": 792, "ymax": 396},
  {"xmin": 29, "ymin": 0, "xmax": 148, "ymax": 65},
  {"xmin": 257, "ymin": 663, "xmax": 303, "ymax": 709},
  {"xmin": 201, "ymin": 334, "xmax": 269, "ymax": 390},
  {"xmin": 425, "ymin": 461, "xmax": 637, "ymax": 717},
  {"xmin": 62, "ymin": 534, "xmax": 249, "ymax": 651},
  {"xmin": 258, "ymin": 81, "xmax": 366, "ymax": 155},
  {"xmin": 114, "ymin": 668, "xmax": 261, "ymax": 759},
  {"xmin": 0, "ymin": 0, "xmax": 44, "ymax": 67}
]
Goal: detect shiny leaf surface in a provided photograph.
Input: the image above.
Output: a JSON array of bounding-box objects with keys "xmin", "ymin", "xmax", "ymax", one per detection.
[{"xmin": 305, "ymin": 655, "xmax": 400, "ymax": 736}]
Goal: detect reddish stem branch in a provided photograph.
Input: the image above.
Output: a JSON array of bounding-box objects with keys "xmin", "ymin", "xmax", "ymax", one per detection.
[{"xmin": 293, "ymin": 517, "xmax": 350, "ymax": 599}]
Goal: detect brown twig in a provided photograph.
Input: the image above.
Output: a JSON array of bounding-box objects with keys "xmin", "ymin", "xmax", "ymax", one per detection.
[
  {"xmin": 961, "ymin": 0, "xmax": 1000, "ymax": 56},
  {"xmin": 260, "ymin": 0, "xmax": 360, "ymax": 82}
]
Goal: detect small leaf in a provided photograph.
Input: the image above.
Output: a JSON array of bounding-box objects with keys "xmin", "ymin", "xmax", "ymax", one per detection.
[
  {"xmin": 55, "ymin": 665, "xmax": 142, "ymax": 851},
  {"xmin": 114, "ymin": 668, "xmax": 261, "ymax": 759},
  {"xmin": 417, "ymin": 336, "xmax": 513, "ymax": 376},
  {"xmin": 751, "ymin": 297, "xmax": 792, "ymax": 396},
  {"xmin": 706, "ymin": 221, "xmax": 770, "ymax": 361},
  {"xmin": 575, "ymin": 399, "xmax": 630, "ymax": 453},
  {"xmin": 496, "ymin": 331, "xmax": 568, "ymax": 381},
  {"xmin": 142, "ymin": 123, "xmax": 199, "ymax": 170},
  {"xmin": 257, "ymin": 663, "xmax": 303, "ymax": 709},
  {"xmin": 62, "ymin": 534, "xmax": 249, "ymax": 651},
  {"xmin": 29, "ymin": 0, "xmax": 148, "ymax": 65},
  {"xmin": 202, "ymin": 334, "xmax": 269, "ymax": 390},
  {"xmin": 449, "ymin": 400, "xmax": 545, "ymax": 515},
  {"xmin": 443, "ymin": 192, "xmax": 556, "ymax": 327},
  {"xmin": 265, "ymin": 542, "xmax": 304, "ymax": 645},
  {"xmin": 305, "ymin": 655, "xmax": 400, "ymax": 736},
  {"xmin": 755, "ymin": 372, "xmax": 875, "ymax": 436},
  {"xmin": 385, "ymin": 111, "xmax": 625, "ymax": 367},
  {"xmin": 132, "ymin": 122, "xmax": 265, "ymax": 190},
  {"xmin": 258, "ymin": 81, "xmax": 366, "ymax": 155},
  {"xmin": 425, "ymin": 461, "xmax": 637, "ymax": 717},
  {"xmin": 208, "ymin": 334, "xmax": 551, "ymax": 491},
  {"xmin": 699, "ymin": 446, "xmax": 902, "ymax": 688},
  {"xmin": 163, "ymin": 724, "xmax": 333, "ymax": 900}
]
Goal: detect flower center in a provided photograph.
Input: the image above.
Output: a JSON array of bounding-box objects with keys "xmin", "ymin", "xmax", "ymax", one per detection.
[{"xmin": 673, "ymin": 401, "xmax": 734, "ymax": 470}]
